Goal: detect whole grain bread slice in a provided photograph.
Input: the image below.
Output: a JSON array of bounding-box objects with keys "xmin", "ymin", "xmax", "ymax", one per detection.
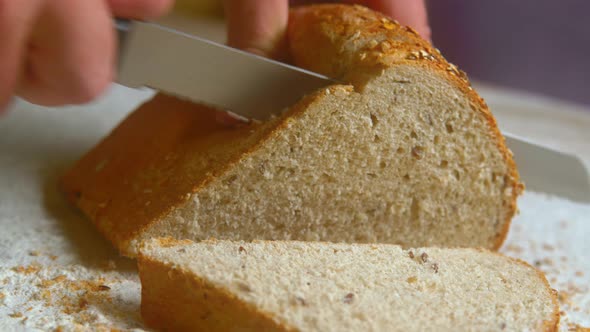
[
  {"xmin": 61, "ymin": 4, "xmax": 521, "ymax": 256},
  {"xmin": 138, "ymin": 238, "xmax": 558, "ymax": 332}
]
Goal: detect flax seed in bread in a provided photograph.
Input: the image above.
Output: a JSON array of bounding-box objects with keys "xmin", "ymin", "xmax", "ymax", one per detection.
[
  {"xmin": 138, "ymin": 238, "xmax": 558, "ymax": 332},
  {"xmin": 61, "ymin": 4, "xmax": 522, "ymax": 256}
]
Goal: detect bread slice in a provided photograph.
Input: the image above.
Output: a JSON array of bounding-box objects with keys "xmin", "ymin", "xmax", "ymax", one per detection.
[
  {"xmin": 138, "ymin": 238, "xmax": 558, "ymax": 332},
  {"xmin": 60, "ymin": 4, "xmax": 521, "ymax": 256}
]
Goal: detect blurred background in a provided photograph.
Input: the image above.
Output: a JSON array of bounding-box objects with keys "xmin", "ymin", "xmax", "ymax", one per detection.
[
  {"xmin": 428, "ymin": 0, "xmax": 590, "ymax": 107},
  {"xmin": 171, "ymin": 0, "xmax": 590, "ymax": 107}
]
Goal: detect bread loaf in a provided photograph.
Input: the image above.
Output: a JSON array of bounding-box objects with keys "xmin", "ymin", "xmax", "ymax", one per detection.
[
  {"xmin": 61, "ymin": 4, "xmax": 522, "ymax": 256},
  {"xmin": 138, "ymin": 238, "xmax": 558, "ymax": 332}
]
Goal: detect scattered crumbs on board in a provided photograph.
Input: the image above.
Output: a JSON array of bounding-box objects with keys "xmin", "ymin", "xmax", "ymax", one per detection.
[
  {"xmin": 501, "ymin": 192, "xmax": 590, "ymax": 331},
  {"xmin": 0, "ymin": 256, "xmax": 145, "ymax": 331},
  {"xmin": 11, "ymin": 263, "xmax": 42, "ymax": 275}
]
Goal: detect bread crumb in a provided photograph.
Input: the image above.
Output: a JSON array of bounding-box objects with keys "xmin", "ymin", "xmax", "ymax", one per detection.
[
  {"xmin": 293, "ymin": 296, "xmax": 307, "ymax": 306},
  {"xmin": 431, "ymin": 263, "xmax": 439, "ymax": 273},
  {"xmin": 503, "ymin": 244, "xmax": 524, "ymax": 254},
  {"xmin": 407, "ymin": 276, "xmax": 417, "ymax": 283},
  {"xmin": 421, "ymin": 252, "xmax": 428, "ymax": 263},
  {"xmin": 12, "ymin": 263, "xmax": 42, "ymax": 274},
  {"xmin": 559, "ymin": 291, "xmax": 574, "ymax": 307},
  {"xmin": 29, "ymin": 250, "xmax": 41, "ymax": 256},
  {"xmin": 343, "ymin": 293, "xmax": 354, "ymax": 304},
  {"xmin": 38, "ymin": 275, "xmax": 67, "ymax": 288},
  {"xmin": 9, "ymin": 312, "xmax": 23, "ymax": 318},
  {"xmin": 239, "ymin": 246, "xmax": 247, "ymax": 254},
  {"xmin": 408, "ymin": 251, "xmax": 414, "ymax": 259}
]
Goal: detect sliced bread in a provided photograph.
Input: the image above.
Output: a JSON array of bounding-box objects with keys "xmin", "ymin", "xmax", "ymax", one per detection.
[
  {"xmin": 138, "ymin": 238, "xmax": 558, "ymax": 332},
  {"xmin": 61, "ymin": 4, "xmax": 521, "ymax": 256}
]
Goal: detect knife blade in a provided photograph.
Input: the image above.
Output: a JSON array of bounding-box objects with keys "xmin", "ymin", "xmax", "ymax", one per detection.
[
  {"xmin": 115, "ymin": 19, "xmax": 590, "ymax": 203},
  {"xmin": 116, "ymin": 19, "xmax": 335, "ymax": 120},
  {"xmin": 504, "ymin": 133, "xmax": 590, "ymax": 203}
]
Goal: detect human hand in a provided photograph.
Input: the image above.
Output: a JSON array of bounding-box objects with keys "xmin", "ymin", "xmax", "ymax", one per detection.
[
  {"xmin": 224, "ymin": 0, "xmax": 430, "ymax": 59},
  {"xmin": 0, "ymin": 0, "xmax": 173, "ymax": 111}
]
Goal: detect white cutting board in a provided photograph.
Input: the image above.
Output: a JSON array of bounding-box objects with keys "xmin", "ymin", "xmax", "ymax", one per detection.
[{"xmin": 0, "ymin": 82, "xmax": 589, "ymax": 331}]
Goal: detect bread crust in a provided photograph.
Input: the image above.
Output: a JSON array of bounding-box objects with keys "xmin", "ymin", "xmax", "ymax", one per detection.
[{"xmin": 60, "ymin": 4, "xmax": 521, "ymax": 254}]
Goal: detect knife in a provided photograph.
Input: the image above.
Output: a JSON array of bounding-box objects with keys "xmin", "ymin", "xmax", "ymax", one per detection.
[
  {"xmin": 115, "ymin": 19, "xmax": 590, "ymax": 203},
  {"xmin": 116, "ymin": 19, "xmax": 335, "ymax": 119},
  {"xmin": 503, "ymin": 133, "xmax": 590, "ymax": 203}
]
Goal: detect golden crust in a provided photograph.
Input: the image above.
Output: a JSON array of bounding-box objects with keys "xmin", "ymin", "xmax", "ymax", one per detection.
[
  {"xmin": 138, "ymin": 250, "xmax": 295, "ymax": 331},
  {"xmin": 288, "ymin": 4, "xmax": 522, "ymax": 249},
  {"xmin": 61, "ymin": 4, "xmax": 521, "ymax": 254}
]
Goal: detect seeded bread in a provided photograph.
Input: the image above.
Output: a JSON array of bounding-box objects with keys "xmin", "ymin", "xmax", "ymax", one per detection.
[
  {"xmin": 60, "ymin": 4, "xmax": 522, "ymax": 256},
  {"xmin": 138, "ymin": 238, "xmax": 558, "ymax": 332}
]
